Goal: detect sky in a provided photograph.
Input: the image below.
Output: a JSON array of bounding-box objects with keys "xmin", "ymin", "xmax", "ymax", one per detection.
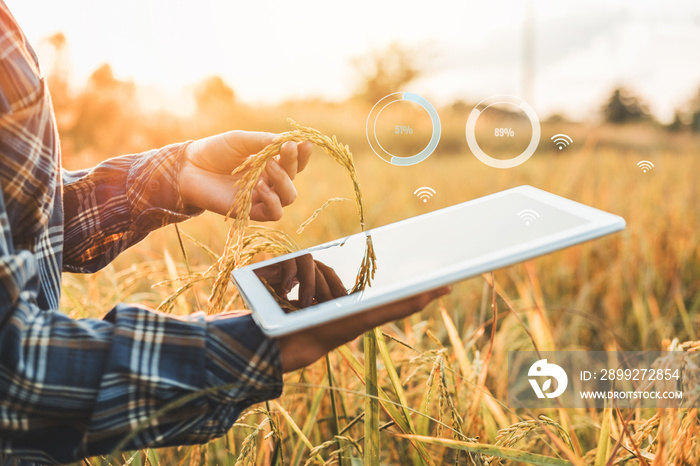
[{"xmin": 7, "ymin": 0, "xmax": 700, "ymax": 122}]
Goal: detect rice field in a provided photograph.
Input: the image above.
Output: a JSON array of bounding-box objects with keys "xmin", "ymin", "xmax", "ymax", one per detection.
[{"xmin": 63, "ymin": 122, "xmax": 700, "ymax": 465}]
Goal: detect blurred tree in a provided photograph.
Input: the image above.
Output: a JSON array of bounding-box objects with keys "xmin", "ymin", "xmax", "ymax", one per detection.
[
  {"xmin": 449, "ymin": 99, "xmax": 471, "ymax": 115},
  {"xmin": 193, "ymin": 75, "xmax": 237, "ymax": 133},
  {"xmin": 667, "ymin": 109, "xmax": 688, "ymax": 132},
  {"xmin": 38, "ymin": 34, "xmax": 195, "ymax": 163},
  {"xmin": 545, "ymin": 113, "xmax": 571, "ymax": 124},
  {"xmin": 689, "ymin": 86, "xmax": 700, "ymax": 133},
  {"xmin": 666, "ymin": 86, "xmax": 700, "ymax": 133},
  {"xmin": 352, "ymin": 42, "xmax": 424, "ymax": 104},
  {"xmin": 601, "ymin": 87, "xmax": 651, "ymax": 124},
  {"xmin": 68, "ymin": 64, "xmax": 139, "ymax": 155},
  {"xmin": 41, "ymin": 32, "xmax": 79, "ymax": 163},
  {"xmin": 194, "ymin": 75, "xmax": 235, "ymax": 113},
  {"xmin": 43, "ymin": 33, "xmax": 71, "ymax": 114}
]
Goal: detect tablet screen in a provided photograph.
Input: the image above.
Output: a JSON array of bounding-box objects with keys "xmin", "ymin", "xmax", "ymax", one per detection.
[
  {"xmin": 233, "ymin": 186, "xmax": 624, "ymax": 335},
  {"xmin": 249, "ymin": 190, "xmax": 591, "ymax": 314}
]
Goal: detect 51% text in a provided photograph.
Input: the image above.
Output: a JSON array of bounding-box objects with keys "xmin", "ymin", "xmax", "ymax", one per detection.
[{"xmin": 395, "ymin": 125, "xmax": 414, "ymax": 135}]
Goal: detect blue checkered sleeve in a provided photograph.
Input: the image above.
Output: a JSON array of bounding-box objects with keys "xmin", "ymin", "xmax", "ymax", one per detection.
[
  {"xmin": 0, "ymin": 2, "xmax": 283, "ymax": 464},
  {"xmin": 61, "ymin": 142, "xmax": 203, "ymax": 273},
  {"xmin": 1, "ymin": 304, "xmax": 282, "ymax": 464}
]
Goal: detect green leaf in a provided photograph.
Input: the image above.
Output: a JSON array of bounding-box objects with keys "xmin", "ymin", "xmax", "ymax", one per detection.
[
  {"xmin": 594, "ymin": 407, "xmax": 611, "ymax": 466},
  {"xmin": 364, "ymin": 331, "xmax": 380, "ymax": 466},
  {"xmin": 336, "ymin": 345, "xmax": 434, "ymax": 465},
  {"xmin": 398, "ymin": 435, "xmax": 573, "ymax": 466}
]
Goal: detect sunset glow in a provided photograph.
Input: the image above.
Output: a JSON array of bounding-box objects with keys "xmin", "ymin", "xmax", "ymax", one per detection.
[{"xmin": 7, "ymin": 0, "xmax": 700, "ymax": 120}]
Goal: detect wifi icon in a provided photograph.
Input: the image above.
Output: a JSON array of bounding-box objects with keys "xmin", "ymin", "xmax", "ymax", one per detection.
[
  {"xmin": 517, "ymin": 209, "xmax": 540, "ymax": 226},
  {"xmin": 637, "ymin": 160, "xmax": 654, "ymax": 173},
  {"xmin": 414, "ymin": 186, "xmax": 436, "ymax": 203},
  {"xmin": 551, "ymin": 134, "xmax": 573, "ymax": 150}
]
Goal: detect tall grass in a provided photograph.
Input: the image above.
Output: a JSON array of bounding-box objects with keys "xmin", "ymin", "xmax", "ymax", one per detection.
[{"xmin": 64, "ymin": 127, "xmax": 700, "ymax": 465}]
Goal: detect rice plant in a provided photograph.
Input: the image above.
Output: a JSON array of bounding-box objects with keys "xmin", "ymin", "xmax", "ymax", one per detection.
[{"xmin": 64, "ymin": 124, "xmax": 700, "ymax": 465}]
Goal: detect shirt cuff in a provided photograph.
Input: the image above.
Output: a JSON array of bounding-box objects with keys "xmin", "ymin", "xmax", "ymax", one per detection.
[
  {"xmin": 126, "ymin": 141, "xmax": 203, "ymax": 230},
  {"xmin": 201, "ymin": 311, "xmax": 284, "ymax": 436},
  {"xmin": 92, "ymin": 307, "xmax": 283, "ymax": 449}
]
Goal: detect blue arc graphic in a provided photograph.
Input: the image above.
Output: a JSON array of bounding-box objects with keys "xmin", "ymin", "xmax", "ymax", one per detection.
[{"xmin": 366, "ymin": 92, "xmax": 442, "ymax": 166}]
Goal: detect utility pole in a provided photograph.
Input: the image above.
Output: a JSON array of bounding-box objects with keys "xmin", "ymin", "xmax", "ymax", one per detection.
[{"xmin": 522, "ymin": 0, "xmax": 535, "ymax": 104}]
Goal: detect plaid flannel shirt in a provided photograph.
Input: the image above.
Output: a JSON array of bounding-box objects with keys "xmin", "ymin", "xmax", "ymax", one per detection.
[{"xmin": 0, "ymin": 3, "xmax": 282, "ymax": 464}]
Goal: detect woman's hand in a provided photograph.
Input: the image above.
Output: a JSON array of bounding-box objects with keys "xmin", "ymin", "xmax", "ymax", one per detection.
[
  {"xmin": 254, "ymin": 254, "xmax": 348, "ymax": 308},
  {"xmin": 277, "ymin": 286, "xmax": 451, "ymax": 372},
  {"xmin": 179, "ymin": 131, "xmax": 312, "ymax": 220}
]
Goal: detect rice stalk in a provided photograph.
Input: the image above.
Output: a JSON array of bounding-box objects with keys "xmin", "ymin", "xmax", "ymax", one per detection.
[
  {"xmin": 264, "ymin": 401, "xmax": 284, "ymax": 466},
  {"xmin": 421, "ymin": 344, "xmax": 474, "ymax": 466},
  {"xmin": 157, "ymin": 225, "xmax": 299, "ymax": 313},
  {"xmin": 374, "ymin": 328, "xmax": 419, "ymax": 435},
  {"xmin": 324, "ymin": 354, "xmax": 344, "ymax": 466},
  {"xmin": 436, "ymin": 358, "xmax": 466, "ymax": 440},
  {"xmin": 98, "ymin": 455, "xmax": 117, "ymax": 466},
  {"xmin": 335, "ymin": 345, "xmax": 436, "ymax": 464},
  {"xmin": 427, "ymin": 349, "xmax": 450, "ymax": 439},
  {"xmin": 489, "ymin": 416, "xmax": 574, "ymax": 465},
  {"xmin": 156, "ymin": 274, "xmax": 208, "ymax": 313},
  {"xmin": 364, "ymin": 331, "xmax": 380, "ymax": 466},
  {"xmin": 290, "ymin": 377, "xmax": 327, "ymax": 466},
  {"xmin": 304, "ymin": 435, "xmax": 362, "ymax": 466},
  {"xmin": 178, "ymin": 230, "xmax": 221, "ymax": 261},
  {"xmin": 397, "ymin": 435, "xmax": 571, "ymax": 466},
  {"xmin": 115, "ymin": 262, "xmax": 172, "ymax": 290},
  {"xmin": 229, "ymin": 407, "xmax": 278, "ymax": 466},
  {"xmin": 296, "ymin": 197, "xmax": 349, "ymax": 234},
  {"xmin": 467, "ymin": 272, "xmax": 498, "ymax": 431},
  {"xmin": 196, "ymin": 119, "xmax": 380, "ymax": 464},
  {"xmin": 608, "ymin": 407, "xmax": 651, "ymax": 466},
  {"xmin": 235, "ymin": 417, "xmax": 267, "ymax": 466},
  {"xmin": 145, "ymin": 449, "xmax": 160, "ymax": 466},
  {"xmin": 120, "ymin": 451, "xmax": 139, "ymax": 466},
  {"xmin": 208, "ymin": 119, "xmax": 376, "ymax": 312},
  {"xmin": 593, "ymin": 406, "xmax": 612, "ymax": 466},
  {"xmin": 272, "ymin": 400, "xmax": 325, "ymax": 464},
  {"xmin": 302, "ymin": 436, "xmax": 363, "ymax": 466},
  {"xmin": 440, "ymin": 305, "xmax": 472, "ymax": 387}
]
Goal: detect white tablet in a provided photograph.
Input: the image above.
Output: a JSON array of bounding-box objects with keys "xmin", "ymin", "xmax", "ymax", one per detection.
[{"xmin": 231, "ymin": 186, "xmax": 625, "ymax": 337}]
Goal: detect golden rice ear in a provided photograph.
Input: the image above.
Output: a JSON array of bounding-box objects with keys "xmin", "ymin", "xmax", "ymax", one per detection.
[{"xmin": 208, "ymin": 119, "xmax": 376, "ymax": 313}]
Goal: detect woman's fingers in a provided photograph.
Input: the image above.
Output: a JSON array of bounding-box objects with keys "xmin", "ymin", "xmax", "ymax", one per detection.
[
  {"xmin": 277, "ymin": 141, "xmax": 298, "ymax": 180},
  {"xmin": 222, "ymin": 130, "xmax": 276, "ymax": 160},
  {"xmin": 296, "ymin": 141, "xmax": 313, "ymax": 173},
  {"xmin": 263, "ymin": 158, "xmax": 297, "ymax": 207},
  {"xmin": 278, "ymin": 285, "xmax": 451, "ymax": 372},
  {"xmin": 315, "ymin": 261, "xmax": 347, "ymax": 298},
  {"xmin": 182, "ymin": 130, "xmax": 312, "ymax": 219},
  {"xmin": 250, "ymin": 179, "xmax": 284, "ymax": 221},
  {"xmin": 278, "ymin": 258, "xmax": 299, "ymax": 294},
  {"xmin": 312, "ymin": 263, "xmax": 333, "ymax": 304},
  {"xmin": 295, "ymin": 254, "xmax": 316, "ymax": 308},
  {"xmin": 357, "ymin": 287, "xmax": 452, "ymax": 329}
]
